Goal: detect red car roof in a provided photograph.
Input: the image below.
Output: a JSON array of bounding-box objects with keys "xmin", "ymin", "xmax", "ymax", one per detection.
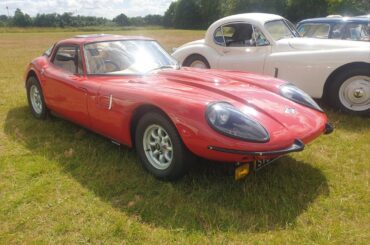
[{"xmin": 58, "ymin": 34, "xmax": 154, "ymax": 45}]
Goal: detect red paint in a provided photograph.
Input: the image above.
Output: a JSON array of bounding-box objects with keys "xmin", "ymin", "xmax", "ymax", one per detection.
[{"xmin": 25, "ymin": 35, "xmax": 329, "ymax": 163}]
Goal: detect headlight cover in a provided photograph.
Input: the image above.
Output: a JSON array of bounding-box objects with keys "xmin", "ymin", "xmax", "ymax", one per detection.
[
  {"xmin": 280, "ymin": 84, "xmax": 323, "ymax": 112},
  {"xmin": 206, "ymin": 102, "xmax": 269, "ymax": 142}
]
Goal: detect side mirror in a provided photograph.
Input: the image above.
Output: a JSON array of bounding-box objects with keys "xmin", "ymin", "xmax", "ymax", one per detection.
[{"xmin": 56, "ymin": 53, "xmax": 75, "ymax": 62}]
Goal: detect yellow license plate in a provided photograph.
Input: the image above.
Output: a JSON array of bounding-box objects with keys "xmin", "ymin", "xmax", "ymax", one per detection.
[{"xmin": 235, "ymin": 164, "xmax": 250, "ymax": 180}]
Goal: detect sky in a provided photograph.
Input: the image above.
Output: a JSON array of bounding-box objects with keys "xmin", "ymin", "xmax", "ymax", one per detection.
[{"xmin": 0, "ymin": 0, "xmax": 174, "ymax": 19}]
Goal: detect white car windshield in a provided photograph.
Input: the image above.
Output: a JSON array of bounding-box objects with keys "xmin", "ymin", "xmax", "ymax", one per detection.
[
  {"xmin": 265, "ymin": 19, "xmax": 300, "ymax": 41},
  {"xmin": 84, "ymin": 40, "xmax": 178, "ymax": 75}
]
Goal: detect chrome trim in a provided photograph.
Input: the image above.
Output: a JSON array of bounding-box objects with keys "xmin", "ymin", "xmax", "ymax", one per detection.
[{"xmin": 108, "ymin": 94, "xmax": 113, "ymax": 110}]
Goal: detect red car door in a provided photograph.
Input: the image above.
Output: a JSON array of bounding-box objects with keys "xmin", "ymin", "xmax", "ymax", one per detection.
[{"xmin": 42, "ymin": 45, "xmax": 90, "ymax": 127}]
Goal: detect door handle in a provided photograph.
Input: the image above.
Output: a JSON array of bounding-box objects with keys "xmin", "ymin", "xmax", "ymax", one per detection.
[{"xmin": 222, "ymin": 50, "xmax": 231, "ymax": 54}]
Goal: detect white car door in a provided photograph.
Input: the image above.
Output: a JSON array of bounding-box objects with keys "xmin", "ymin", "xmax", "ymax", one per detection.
[{"xmin": 213, "ymin": 22, "xmax": 271, "ymax": 74}]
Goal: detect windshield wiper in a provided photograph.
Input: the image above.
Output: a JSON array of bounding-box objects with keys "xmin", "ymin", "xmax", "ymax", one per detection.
[{"xmin": 146, "ymin": 64, "xmax": 179, "ymax": 74}]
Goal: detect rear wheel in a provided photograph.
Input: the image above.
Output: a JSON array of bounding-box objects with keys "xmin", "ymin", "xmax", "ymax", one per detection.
[
  {"xmin": 327, "ymin": 66, "xmax": 370, "ymax": 116},
  {"xmin": 26, "ymin": 76, "xmax": 48, "ymax": 119},
  {"xmin": 135, "ymin": 112, "xmax": 193, "ymax": 180},
  {"xmin": 183, "ymin": 54, "xmax": 210, "ymax": 69}
]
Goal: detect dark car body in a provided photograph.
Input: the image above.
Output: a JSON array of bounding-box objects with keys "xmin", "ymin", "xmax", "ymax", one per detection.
[{"xmin": 297, "ymin": 17, "xmax": 370, "ymax": 41}]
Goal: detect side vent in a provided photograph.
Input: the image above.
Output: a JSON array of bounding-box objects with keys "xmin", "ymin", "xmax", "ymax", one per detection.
[{"xmin": 98, "ymin": 95, "xmax": 113, "ymax": 110}]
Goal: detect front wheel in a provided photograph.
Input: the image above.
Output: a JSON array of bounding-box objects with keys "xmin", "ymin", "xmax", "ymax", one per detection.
[
  {"xmin": 26, "ymin": 76, "xmax": 48, "ymax": 119},
  {"xmin": 327, "ymin": 67, "xmax": 370, "ymax": 116},
  {"xmin": 135, "ymin": 112, "xmax": 193, "ymax": 180}
]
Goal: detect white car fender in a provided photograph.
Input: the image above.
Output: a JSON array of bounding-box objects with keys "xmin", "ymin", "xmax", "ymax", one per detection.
[
  {"xmin": 172, "ymin": 42, "xmax": 220, "ymax": 68},
  {"xmin": 265, "ymin": 48, "xmax": 370, "ymax": 98}
]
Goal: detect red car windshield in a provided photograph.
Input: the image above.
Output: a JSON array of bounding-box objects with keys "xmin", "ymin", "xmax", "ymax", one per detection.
[{"xmin": 84, "ymin": 40, "xmax": 178, "ymax": 75}]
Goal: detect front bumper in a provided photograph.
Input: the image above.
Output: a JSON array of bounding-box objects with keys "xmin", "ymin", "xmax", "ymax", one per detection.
[
  {"xmin": 208, "ymin": 139, "xmax": 305, "ymax": 156},
  {"xmin": 207, "ymin": 123, "xmax": 334, "ymax": 157}
]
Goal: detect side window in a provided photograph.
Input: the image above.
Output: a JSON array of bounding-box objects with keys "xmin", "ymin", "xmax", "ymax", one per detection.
[
  {"xmin": 345, "ymin": 23, "xmax": 369, "ymax": 41},
  {"xmin": 253, "ymin": 27, "xmax": 270, "ymax": 46},
  {"xmin": 52, "ymin": 46, "xmax": 83, "ymax": 75},
  {"xmin": 214, "ymin": 27, "xmax": 225, "ymax": 46},
  {"xmin": 214, "ymin": 23, "xmax": 260, "ymax": 47},
  {"xmin": 331, "ymin": 23, "xmax": 345, "ymax": 39},
  {"xmin": 298, "ymin": 24, "xmax": 330, "ymax": 38}
]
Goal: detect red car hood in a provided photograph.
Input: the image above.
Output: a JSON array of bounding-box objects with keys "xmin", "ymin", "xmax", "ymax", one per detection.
[
  {"xmin": 145, "ymin": 68, "xmax": 326, "ymax": 145},
  {"xmin": 101, "ymin": 67, "xmax": 327, "ymax": 150}
]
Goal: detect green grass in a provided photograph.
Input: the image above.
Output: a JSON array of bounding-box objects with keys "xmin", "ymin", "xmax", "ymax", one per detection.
[{"xmin": 0, "ymin": 29, "xmax": 369, "ymax": 244}]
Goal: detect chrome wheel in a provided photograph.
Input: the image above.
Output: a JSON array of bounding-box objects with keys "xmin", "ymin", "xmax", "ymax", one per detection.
[
  {"xmin": 339, "ymin": 76, "xmax": 370, "ymax": 111},
  {"xmin": 190, "ymin": 60, "xmax": 207, "ymax": 69},
  {"xmin": 30, "ymin": 85, "xmax": 43, "ymax": 114},
  {"xmin": 143, "ymin": 124, "xmax": 173, "ymax": 170}
]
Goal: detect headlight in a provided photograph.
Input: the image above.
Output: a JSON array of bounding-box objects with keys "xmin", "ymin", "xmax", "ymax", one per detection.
[
  {"xmin": 280, "ymin": 84, "xmax": 323, "ymax": 112},
  {"xmin": 206, "ymin": 102, "xmax": 269, "ymax": 142}
]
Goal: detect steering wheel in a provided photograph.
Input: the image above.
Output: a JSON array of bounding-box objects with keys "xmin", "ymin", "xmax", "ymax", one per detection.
[{"xmin": 96, "ymin": 60, "xmax": 120, "ymax": 73}]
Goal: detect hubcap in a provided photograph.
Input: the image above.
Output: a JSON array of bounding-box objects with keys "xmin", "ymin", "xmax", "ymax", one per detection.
[
  {"xmin": 190, "ymin": 60, "xmax": 207, "ymax": 69},
  {"xmin": 30, "ymin": 85, "xmax": 43, "ymax": 114},
  {"xmin": 339, "ymin": 76, "xmax": 370, "ymax": 111},
  {"xmin": 143, "ymin": 124, "xmax": 173, "ymax": 170}
]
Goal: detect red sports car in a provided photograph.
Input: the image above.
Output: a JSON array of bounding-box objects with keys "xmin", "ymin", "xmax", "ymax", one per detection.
[{"xmin": 25, "ymin": 34, "xmax": 333, "ymax": 180}]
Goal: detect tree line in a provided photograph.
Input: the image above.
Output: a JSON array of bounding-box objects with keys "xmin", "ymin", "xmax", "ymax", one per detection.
[
  {"xmin": 0, "ymin": 9, "xmax": 164, "ymax": 28},
  {"xmin": 163, "ymin": 0, "xmax": 369, "ymax": 29},
  {"xmin": 1, "ymin": 0, "xmax": 369, "ymax": 29}
]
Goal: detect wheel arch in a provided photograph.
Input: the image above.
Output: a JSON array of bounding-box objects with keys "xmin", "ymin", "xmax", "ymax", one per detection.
[
  {"xmin": 129, "ymin": 104, "xmax": 177, "ymax": 148},
  {"xmin": 323, "ymin": 62, "xmax": 370, "ymax": 97},
  {"xmin": 183, "ymin": 53, "xmax": 210, "ymax": 67},
  {"xmin": 175, "ymin": 45, "xmax": 219, "ymax": 68},
  {"xmin": 25, "ymin": 69, "xmax": 39, "ymax": 87}
]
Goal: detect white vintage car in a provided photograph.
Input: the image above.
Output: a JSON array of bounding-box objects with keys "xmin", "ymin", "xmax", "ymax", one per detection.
[{"xmin": 172, "ymin": 13, "xmax": 370, "ymax": 115}]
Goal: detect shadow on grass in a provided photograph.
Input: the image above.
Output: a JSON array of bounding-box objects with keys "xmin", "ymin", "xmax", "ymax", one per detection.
[{"xmin": 5, "ymin": 106, "xmax": 329, "ymax": 232}]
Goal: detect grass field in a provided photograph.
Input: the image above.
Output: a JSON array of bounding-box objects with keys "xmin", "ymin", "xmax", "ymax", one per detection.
[{"xmin": 0, "ymin": 28, "xmax": 369, "ymax": 244}]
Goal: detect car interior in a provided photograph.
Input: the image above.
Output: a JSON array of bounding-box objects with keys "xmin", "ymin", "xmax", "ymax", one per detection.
[
  {"xmin": 53, "ymin": 46, "xmax": 83, "ymax": 75},
  {"xmin": 215, "ymin": 23, "xmax": 256, "ymax": 47}
]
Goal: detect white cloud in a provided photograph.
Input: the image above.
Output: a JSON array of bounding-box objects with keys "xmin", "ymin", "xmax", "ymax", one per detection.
[{"xmin": 0, "ymin": 0, "xmax": 174, "ymax": 19}]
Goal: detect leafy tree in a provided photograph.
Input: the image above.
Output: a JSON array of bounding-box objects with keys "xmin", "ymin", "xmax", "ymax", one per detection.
[
  {"xmin": 163, "ymin": 1, "xmax": 177, "ymax": 27},
  {"xmin": 199, "ymin": 0, "xmax": 222, "ymax": 28},
  {"xmin": 13, "ymin": 8, "xmax": 32, "ymax": 27},
  {"xmin": 144, "ymin": 14, "xmax": 163, "ymax": 26},
  {"xmin": 173, "ymin": 0, "xmax": 202, "ymax": 29},
  {"xmin": 286, "ymin": 0, "xmax": 328, "ymax": 22},
  {"xmin": 327, "ymin": 0, "xmax": 370, "ymax": 16},
  {"xmin": 113, "ymin": 13, "xmax": 130, "ymax": 26},
  {"xmin": 130, "ymin": 16, "xmax": 145, "ymax": 26},
  {"xmin": 34, "ymin": 13, "xmax": 58, "ymax": 27}
]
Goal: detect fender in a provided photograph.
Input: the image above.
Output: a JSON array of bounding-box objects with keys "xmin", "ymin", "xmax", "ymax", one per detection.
[
  {"xmin": 265, "ymin": 48, "xmax": 370, "ymax": 98},
  {"xmin": 172, "ymin": 42, "xmax": 220, "ymax": 69}
]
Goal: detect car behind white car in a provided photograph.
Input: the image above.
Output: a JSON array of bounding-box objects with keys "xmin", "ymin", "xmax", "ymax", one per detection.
[{"xmin": 172, "ymin": 13, "xmax": 370, "ymax": 115}]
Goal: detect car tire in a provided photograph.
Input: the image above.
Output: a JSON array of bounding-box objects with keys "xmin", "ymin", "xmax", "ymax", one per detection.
[
  {"xmin": 327, "ymin": 66, "xmax": 370, "ymax": 116},
  {"xmin": 135, "ymin": 112, "xmax": 194, "ymax": 180},
  {"xmin": 183, "ymin": 54, "xmax": 210, "ymax": 69},
  {"xmin": 26, "ymin": 76, "xmax": 48, "ymax": 120}
]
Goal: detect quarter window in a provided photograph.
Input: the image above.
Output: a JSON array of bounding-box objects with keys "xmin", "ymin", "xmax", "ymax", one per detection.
[{"xmin": 52, "ymin": 46, "xmax": 83, "ymax": 75}]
